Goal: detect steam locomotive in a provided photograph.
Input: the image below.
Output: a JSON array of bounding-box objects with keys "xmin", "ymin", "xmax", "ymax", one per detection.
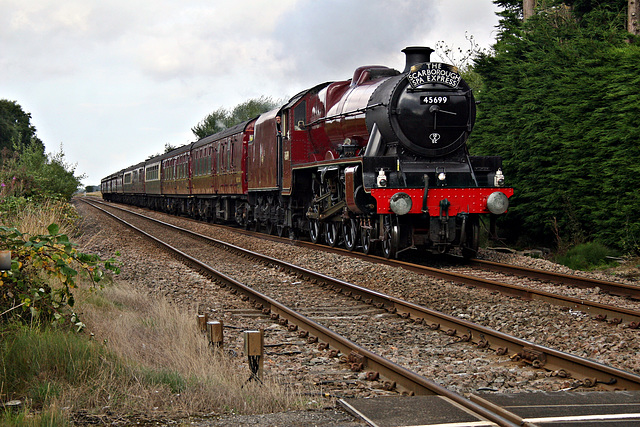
[{"xmin": 102, "ymin": 47, "xmax": 513, "ymax": 259}]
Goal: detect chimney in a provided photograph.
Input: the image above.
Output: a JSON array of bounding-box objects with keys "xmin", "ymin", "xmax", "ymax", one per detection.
[{"xmin": 402, "ymin": 46, "xmax": 434, "ymax": 73}]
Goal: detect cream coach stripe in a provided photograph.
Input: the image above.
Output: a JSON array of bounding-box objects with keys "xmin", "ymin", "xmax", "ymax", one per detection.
[{"xmin": 523, "ymin": 412, "xmax": 640, "ymax": 423}]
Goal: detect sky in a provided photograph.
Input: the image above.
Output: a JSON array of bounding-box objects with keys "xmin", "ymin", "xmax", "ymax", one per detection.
[{"xmin": 0, "ymin": 0, "xmax": 501, "ymax": 186}]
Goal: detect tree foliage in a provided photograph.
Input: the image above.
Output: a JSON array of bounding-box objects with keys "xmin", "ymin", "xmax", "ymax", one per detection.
[
  {"xmin": 0, "ymin": 100, "xmax": 83, "ymax": 200},
  {"xmin": 191, "ymin": 96, "xmax": 281, "ymax": 139},
  {"xmin": 471, "ymin": 2, "xmax": 639, "ymax": 253},
  {"xmin": 0, "ymin": 100, "xmax": 44, "ymax": 154}
]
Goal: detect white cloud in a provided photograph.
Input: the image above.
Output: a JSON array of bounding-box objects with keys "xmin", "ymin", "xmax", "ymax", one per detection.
[{"xmin": 0, "ymin": 0, "xmax": 500, "ymax": 185}]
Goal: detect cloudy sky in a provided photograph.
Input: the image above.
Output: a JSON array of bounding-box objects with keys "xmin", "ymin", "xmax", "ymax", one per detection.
[{"xmin": 0, "ymin": 0, "xmax": 501, "ymax": 186}]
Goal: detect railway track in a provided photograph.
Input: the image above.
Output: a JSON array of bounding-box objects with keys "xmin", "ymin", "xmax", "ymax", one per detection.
[
  {"xmin": 85, "ymin": 198, "xmax": 640, "ymax": 329},
  {"xmin": 295, "ymin": 237, "xmax": 640, "ymax": 325},
  {"xmin": 78, "ymin": 199, "xmax": 522, "ymax": 426},
  {"xmin": 468, "ymin": 258, "xmax": 640, "ymax": 300},
  {"xmin": 81, "ymin": 198, "xmax": 640, "ymax": 394}
]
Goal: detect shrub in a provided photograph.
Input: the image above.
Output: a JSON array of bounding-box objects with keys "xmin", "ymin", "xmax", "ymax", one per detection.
[
  {"xmin": 555, "ymin": 242, "xmax": 620, "ymax": 271},
  {"xmin": 0, "ymin": 223, "xmax": 120, "ymax": 327}
]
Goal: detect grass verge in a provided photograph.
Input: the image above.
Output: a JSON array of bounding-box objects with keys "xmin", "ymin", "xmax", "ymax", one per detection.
[{"xmin": 1, "ymin": 279, "xmax": 315, "ymax": 425}]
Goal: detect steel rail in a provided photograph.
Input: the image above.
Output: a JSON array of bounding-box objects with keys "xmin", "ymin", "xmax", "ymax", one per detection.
[
  {"xmin": 469, "ymin": 258, "xmax": 640, "ymax": 299},
  {"xmin": 80, "ymin": 199, "xmax": 520, "ymax": 426},
  {"xmin": 90, "ymin": 198, "xmax": 640, "ymax": 328},
  {"xmin": 389, "ymin": 259, "xmax": 640, "ymax": 328},
  {"xmin": 84, "ymin": 198, "xmax": 640, "ymax": 302},
  {"xmin": 83, "ymin": 198, "xmax": 640, "ymax": 391}
]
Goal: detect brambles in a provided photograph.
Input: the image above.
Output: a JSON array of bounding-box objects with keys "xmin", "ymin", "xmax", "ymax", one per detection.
[{"xmin": 0, "ymin": 222, "xmax": 120, "ymax": 328}]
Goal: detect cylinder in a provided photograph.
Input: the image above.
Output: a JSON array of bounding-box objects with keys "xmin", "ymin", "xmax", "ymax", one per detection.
[{"xmin": 402, "ymin": 46, "xmax": 434, "ymax": 72}]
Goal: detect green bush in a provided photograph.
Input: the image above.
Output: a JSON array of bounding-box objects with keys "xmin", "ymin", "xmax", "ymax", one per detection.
[
  {"xmin": 470, "ymin": 4, "xmax": 640, "ymax": 253},
  {"xmin": 555, "ymin": 242, "xmax": 620, "ymax": 271},
  {"xmin": 0, "ymin": 223, "xmax": 120, "ymax": 327}
]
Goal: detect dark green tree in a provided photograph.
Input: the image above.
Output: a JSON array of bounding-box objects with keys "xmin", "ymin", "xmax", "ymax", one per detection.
[
  {"xmin": 6, "ymin": 144, "xmax": 84, "ymax": 200},
  {"xmin": 0, "ymin": 100, "xmax": 44, "ymax": 154},
  {"xmin": 228, "ymin": 96, "xmax": 281, "ymax": 125},
  {"xmin": 1, "ymin": 101, "xmax": 83, "ymax": 200},
  {"xmin": 191, "ymin": 107, "xmax": 229, "ymax": 140},
  {"xmin": 471, "ymin": 2, "xmax": 639, "ymax": 253},
  {"xmin": 191, "ymin": 96, "xmax": 281, "ymax": 139}
]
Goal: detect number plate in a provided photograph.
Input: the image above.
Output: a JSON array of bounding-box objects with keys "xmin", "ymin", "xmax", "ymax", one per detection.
[{"xmin": 421, "ymin": 96, "xmax": 449, "ymax": 104}]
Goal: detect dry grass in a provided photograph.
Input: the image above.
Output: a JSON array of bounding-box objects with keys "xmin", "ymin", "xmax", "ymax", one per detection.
[
  {"xmin": 0, "ymin": 198, "xmax": 78, "ymax": 237},
  {"xmin": 2, "ymin": 199, "xmax": 316, "ymax": 425},
  {"xmin": 73, "ymin": 280, "xmax": 313, "ymax": 419}
]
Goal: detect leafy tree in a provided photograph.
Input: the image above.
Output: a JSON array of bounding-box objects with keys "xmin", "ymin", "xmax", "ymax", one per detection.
[
  {"xmin": 471, "ymin": 2, "xmax": 639, "ymax": 253},
  {"xmin": 191, "ymin": 96, "xmax": 281, "ymax": 139},
  {"xmin": 0, "ymin": 100, "xmax": 44, "ymax": 153},
  {"xmin": 164, "ymin": 143, "xmax": 178, "ymax": 153},
  {"xmin": 562, "ymin": 0, "xmax": 627, "ymax": 17},
  {"xmin": 1, "ymin": 101, "xmax": 84, "ymax": 200},
  {"xmin": 228, "ymin": 96, "xmax": 281, "ymax": 125},
  {"xmin": 191, "ymin": 107, "xmax": 229, "ymax": 139},
  {"xmin": 1, "ymin": 144, "xmax": 83, "ymax": 200}
]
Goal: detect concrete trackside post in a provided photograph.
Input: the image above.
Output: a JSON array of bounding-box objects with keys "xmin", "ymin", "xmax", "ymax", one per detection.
[
  {"xmin": 243, "ymin": 329, "xmax": 264, "ymax": 384},
  {"xmin": 197, "ymin": 313, "xmax": 209, "ymax": 332},
  {"xmin": 207, "ymin": 320, "xmax": 224, "ymax": 349}
]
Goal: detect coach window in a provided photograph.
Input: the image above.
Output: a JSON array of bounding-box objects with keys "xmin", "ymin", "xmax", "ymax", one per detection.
[
  {"xmin": 203, "ymin": 150, "xmax": 206, "ymax": 175},
  {"xmin": 294, "ymin": 102, "xmax": 306, "ymax": 130}
]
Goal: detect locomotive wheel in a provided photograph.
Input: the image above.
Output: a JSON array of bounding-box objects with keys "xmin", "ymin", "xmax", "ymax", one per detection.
[
  {"xmin": 325, "ymin": 221, "xmax": 339, "ymax": 247},
  {"xmin": 361, "ymin": 222, "xmax": 377, "ymax": 255},
  {"xmin": 275, "ymin": 204, "xmax": 286, "ymax": 237},
  {"xmin": 243, "ymin": 204, "xmax": 254, "ymax": 230},
  {"xmin": 461, "ymin": 215, "xmax": 479, "ymax": 260},
  {"xmin": 265, "ymin": 221, "xmax": 275, "ymax": 236},
  {"xmin": 343, "ymin": 218, "xmax": 359, "ymax": 251},
  {"xmin": 277, "ymin": 225, "xmax": 287, "ymax": 238},
  {"xmin": 381, "ymin": 214, "xmax": 400, "ymax": 259},
  {"xmin": 309, "ymin": 219, "xmax": 321, "ymax": 244}
]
